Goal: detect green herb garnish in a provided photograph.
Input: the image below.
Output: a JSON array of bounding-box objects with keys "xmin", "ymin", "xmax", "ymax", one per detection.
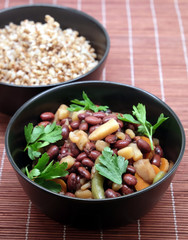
[
  {"xmin": 24, "ymin": 122, "xmax": 62, "ymax": 160},
  {"xmin": 25, "ymin": 153, "xmax": 68, "ymax": 193},
  {"xmin": 95, "ymin": 147, "xmax": 128, "ymax": 185},
  {"xmin": 67, "ymin": 91, "xmax": 109, "ymax": 112},
  {"xmin": 118, "ymin": 103, "xmax": 169, "ymax": 150}
]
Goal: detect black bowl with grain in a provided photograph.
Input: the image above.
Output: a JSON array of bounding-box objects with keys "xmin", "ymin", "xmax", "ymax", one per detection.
[
  {"xmin": 0, "ymin": 4, "xmax": 110, "ymax": 115},
  {"xmin": 5, "ymin": 81, "xmax": 185, "ymax": 228}
]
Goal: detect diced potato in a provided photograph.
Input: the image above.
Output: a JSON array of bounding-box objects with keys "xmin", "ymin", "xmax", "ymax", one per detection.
[
  {"xmin": 129, "ymin": 143, "xmax": 143, "ymax": 161},
  {"xmin": 71, "ymin": 110, "xmax": 85, "ymax": 121},
  {"xmin": 59, "ymin": 155, "xmax": 75, "ymax": 169},
  {"xmin": 95, "ymin": 140, "xmax": 109, "ymax": 152},
  {"xmin": 125, "ymin": 129, "xmax": 135, "ymax": 139},
  {"xmin": 89, "ymin": 119, "xmax": 119, "ymax": 141},
  {"xmin": 116, "ymin": 132, "xmax": 125, "ymax": 140},
  {"xmin": 118, "ymin": 146, "xmax": 134, "ymax": 159},
  {"xmin": 69, "ymin": 130, "xmax": 89, "ymax": 150},
  {"xmin": 81, "ymin": 181, "xmax": 91, "ymax": 191},
  {"xmin": 144, "ymin": 150, "xmax": 154, "ymax": 161},
  {"xmin": 75, "ymin": 189, "xmax": 93, "ymax": 199},
  {"xmin": 55, "ymin": 104, "xmax": 69, "ymax": 121},
  {"xmin": 134, "ymin": 159, "xmax": 156, "ymax": 184}
]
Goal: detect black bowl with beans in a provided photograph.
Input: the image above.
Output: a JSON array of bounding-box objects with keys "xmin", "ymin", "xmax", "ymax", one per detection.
[
  {"xmin": 0, "ymin": 4, "xmax": 110, "ymax": 115},
  {"xmin": 5, "ymin": 81, "xmax": 185, "ymax": 228}
]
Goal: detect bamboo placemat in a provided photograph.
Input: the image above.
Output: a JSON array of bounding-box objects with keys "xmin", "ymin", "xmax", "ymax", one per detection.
[{"xmin": 0, "ymin": 0, "xmax": 188, "ymax": 239}]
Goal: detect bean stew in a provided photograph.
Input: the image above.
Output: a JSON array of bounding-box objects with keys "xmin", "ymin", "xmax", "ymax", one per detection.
[{"xmin": 23, "ymin": 92, "xmax": 172, "ymax": 199}]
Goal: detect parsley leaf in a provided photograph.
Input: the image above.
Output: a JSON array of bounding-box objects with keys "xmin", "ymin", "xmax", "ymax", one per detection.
[
  {"xmin": 35, "ymin": 178, "xmax": 62, "ymax": 193},
  {"xmin": 95, "ymin": 147, "xmax": 128, "ymax": 184},
  {"xmin": 118, "ymin": 113, "xmax": 140, "ymax": 124},
  {"xmin": 26, "ymin": 153, "xmax": 68, "ymax": 193},
  {"xmin": 67, "ymin": 91, "xmax": 109, "ymax": 112},
  {"xmin": 24, "ymin": 122, "xmax": 62, "ymax": 160},
  {"xmin": 118, "ymin": 103, "xmax": 169, "ymax": 150}
]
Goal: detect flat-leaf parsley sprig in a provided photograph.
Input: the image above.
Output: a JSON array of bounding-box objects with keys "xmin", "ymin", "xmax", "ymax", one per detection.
[
  {"xmin": 24, "ymin": 122, "xmax": 62, "ymax": 160},
  {"xmin": 96, "ymin": 147, "xmax": 128, "ymax": 185},
  {"xmin": 25, "ymin": 153, "xmax": 68, "ymax": 193},
  {"xmin": 67, "ymin": 91, "xmax": 109, "ymax": 112},
  {"xmin": 118, "ymin": 103, "xmax": 169, "ymax": 150}
]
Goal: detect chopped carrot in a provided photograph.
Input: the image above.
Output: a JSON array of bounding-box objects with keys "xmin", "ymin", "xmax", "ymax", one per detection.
[
  {"xmin": 69, "ymin": 125, "xmax": 73, "ymax": 131},
  {"xmin": 151, "ymin": 164, "xmax": 160, "ymax": 175},
  {"xmin": 144, "ymin": 150, "xmax": 154, "ymax": 160},
  {"xmin": 135, "ymin": 173, "xmax": 150, "ymax": 191},
  {"xmin": 160, "ymin": 157, "xmax": 169, "ymax": 172}
]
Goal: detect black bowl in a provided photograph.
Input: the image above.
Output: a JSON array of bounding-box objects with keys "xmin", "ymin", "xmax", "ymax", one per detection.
[
  {"xmin": 5, "ymin": 81, "xmax": 185, "ymax": 228},
  {"xmin": 0, "ymin": 4, "xmax": 110, "ymax": 115}
]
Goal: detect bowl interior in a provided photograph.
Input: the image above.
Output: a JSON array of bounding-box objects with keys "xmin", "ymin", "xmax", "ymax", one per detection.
[{"xmin": 6, "ymin": 81, "xmax": 185, "ymax": 175}]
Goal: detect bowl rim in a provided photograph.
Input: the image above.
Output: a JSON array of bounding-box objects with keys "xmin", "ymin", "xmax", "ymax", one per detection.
[
  {"xmin": 0, "ymin": 4, "xmax": 110, "ymax": 88},
  {"xmin": 5, "ymin": 80, "xmax": 186, "ymax": 202}
]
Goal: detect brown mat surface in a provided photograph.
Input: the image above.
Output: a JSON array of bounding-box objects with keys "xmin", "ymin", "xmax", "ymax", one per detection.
[{"xmin": 0, "ymin": 0, "xmax": 188, "ymax": 239}]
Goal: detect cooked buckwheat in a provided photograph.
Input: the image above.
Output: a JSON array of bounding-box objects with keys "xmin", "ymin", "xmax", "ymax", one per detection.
[{"xmin": 0, "ymin": 15, "xmax": 98, "ymax": 86}]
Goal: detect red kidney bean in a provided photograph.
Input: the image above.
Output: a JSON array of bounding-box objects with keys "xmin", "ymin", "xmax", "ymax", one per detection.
[
  {"xmin": 69, "ymin": 161, "xmax": 82, "ymax": 173},
  {"xmin": 93, "ymin": 112, "xmax": 106, "ymax": 118},
  {"xmin": 78, "ymin": 167, "xmax": 91, "ymax": 180},
  {"xmin": 65, "ymin": 192, "xmax": 75, "ymax": 197},
  {"xmin": 84, "ymin": 142, "xmax": 96, "ymax": 155},
  {"xmin": 105, "ymin": 189, "xmax": 121, "ymax": 198},
  {"xmin": 88, "ymin": 150, "xmax": 101, "ymax": 160},
  {"xmin": 79, "ymin": 122, "xmax": 88, "ymax": 131},
  {"xmin": 76, "ymin": 152, "xmax": 87, "ymax": 162},
  {"xmin": 67, "ymin": 173, "xmax": 77, "ymax": 192},
  {"xmin": 121, "ymin": 184, "xmax": 134, "ymax": 195},
  {"xmin": 136, "ymin": 138, "xmax": 151, "ymax": 153},
  {"xmin": 151, "ymin": 154, "xmax": 161, "ymax": 167},
  {"xmin": 89, "ymin": 125, "xmax": 99, "ymax": 134},
  {"xmin": 126, "ymin": 165, "xmax": 136, "ymax": 175},
  {"xmin": 85, "ymin": 116, "xmax": 102, "ymax": 125},
  {"xmin": 85, "ymin": 110, "xmax": 93, "ymax": 116},
  {"xmin": 123, "ymin": 173, "xmax": 137, "ymax": 186},
  {"xmin": 155, "ymin": 145, "xmax": 164, "ymax": 157},
  {"xmin": 127, "ymin": 123, "xmax": 136, "ymax": 131},
  {"xmin": 105, "ymin": 134, "xmax": 117, "ymax": 144},
  {"xmin": 70, "ymin": 120, "xmax": 80, "ymax": 130},
  {"xmin": 61, "ymin": 124, "xmax": 69, "ymax": 140},
  {"xmin": 117, "ymin": 119, "xmax": 124, "ymax": 128},
  {"xmin": 40, "ymin": 112, "xmax": 54, "ymax": 121},
  {"xmin": 60, "ymin": 119, "xmax": 66, "ymax": 125},
  {"xmin": 60, "ymin": 145, "xmax": 68, "ymax": 155},
  {"xmin": 78, "ymin": 113, "xmax": 86, "ymax": 120},
  {"xmin": 82, "ymin": 158, "xmax": 94, "ymax": 168},
  {"xmin": 38, "ymin": 121, "xmax": 50, "ymax": 127},
  {"xmin": 76, "ymin": 175, "xmax": 81, "ymax": 190},
  {"xmin": 114, "ymin": 136, "xmax": 131, "ymax": 149},
  {"xmin": 46, "ymin": 145, "xmax": 59, "ymax": 160},
  {"xmin": 102, "ymin": 114, "xmax": 117, "ymax": 123},
  {"xmin": 70, "ymin": 142, "xmax": 80, "ymax": 157},
  {"xmin": 128, "ymin": 158, "xmax": 134, "ymax": 165}
]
